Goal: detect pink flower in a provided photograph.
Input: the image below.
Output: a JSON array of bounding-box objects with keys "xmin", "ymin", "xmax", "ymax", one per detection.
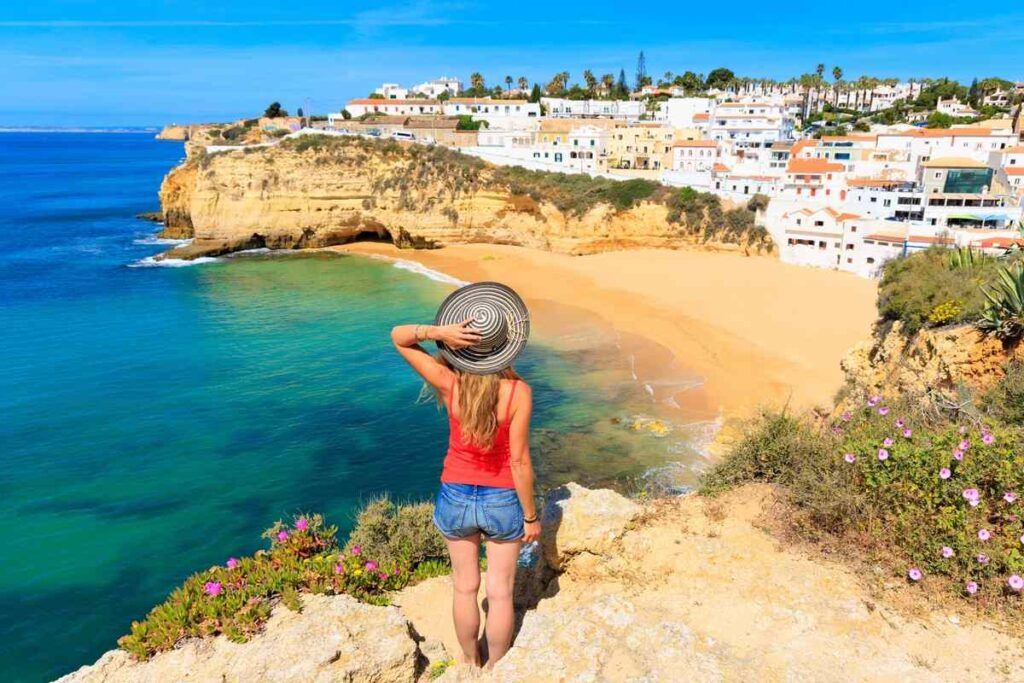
[
  {"xmin": 978, "ymin": 529, "xmax": 991, "ymax": 541},
  {"xmin": 379, "ymin": 571, "xmax": 389, "ymax": 580},
  {"xmin": 965, "ymin": 581, "xmax": 979, "ymax": 595},
  {"xmin": 867, "ymin": 395, "xmax": 881, "ymax": 407},
  {"xmin": 877, "ymin": 448, "xmax": 890, "ymax": 461},
  {"xmin": 204, "ymin": 581, "xmax": 222, "ymax": 597},
  {"xmin": 844, "ymin": 453, "xmax": 856, "ymax": 464},
  {"xmin": 953, "ymin": 449, "xmax": 964, "ymax": 461},
  {"xmin": 895, "ymin": 418, "xmax": 906, "ymax": 428},
  {"xmin": 334, "ymin": 563, "xmax": 344, "ymax": 574},
  {"xmin": 1020, "ymin": 533, "xmax": 1024, "ymax": 546},
  {"xmin": 962, "ymin": 488, "xmax": 979, "ymax": 502},
  {"xmin": 277, "ymin": 530, "xmax": 288, "ymax": 542},
  {"xmin": 941, "ymin": 546, "xmax": 954, "ymax": 558},
  {"xmin": 902, "ymin": 428, "xmax": 913, "ymax": 438},
  {"xmin": 364, "ymin": 560, "xmax": 378, "ymax": 571},
  {"xmin": 959, "ymin": 439, "xmax": 971, "ymax": 451},
  {"xmin": 982, "ymin": 433, "xmax": 995, "ymax": 445},
  {"xmin": 878, "ymin": 406, "xmax": 890, "ymax": 416},
  {"xmin": 226, "ymin": 557, "xmax": 239, "ymax": 569},
  {"xmin": 1009, "ymin": 575, "xmax": 1024, "ymax": 592},
  {"xmin": 883, "ymin": 437, "xmax": 894, "ymax": 447},
  {"xmin": 939, "ymin": 468, "xmax": 951, "ymax": 480},
  {"xmin": 1005, "ymin": 491, "xmax": 1018, "ymax": 504},
  {"xmin": 351, "ymin": 545, "xmax": 361, "ymax": 556},
  {"xmin": 295, "ymin": 517, "xmax": 309, "ymax": 532},
  {"xmin": 840, "ymin": 411, "xmax": 852, "ymax": 422},
  {"xmin": 831, "ymin": 426, "xmax": 843, "ymax": 435},
  {"xmin": 908, "ymin": 568, "xmax": 922, "ymax": 581},
  {"xmin": 977, "ymin": 554, "xmax": 990, "ymax": 564}
]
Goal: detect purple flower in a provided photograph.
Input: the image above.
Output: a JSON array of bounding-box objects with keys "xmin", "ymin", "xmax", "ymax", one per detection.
[
  {"xmin": 831, "ymin": 426, "xmax": 843, "ymax": 435},
  {"xmin": 204, "ymin": 581, "xmax": 222, "ymax": 597},
  {"xmin": 965, "ymin": 581, "xmax": 979, "ymax": 595},
  {"xmin": 867, "ymin": 395, "xmax": 881, "ymax": 407},
  {"xmin": 1005, "ymin": 491, "xmax": 1018, "ymax": 504},
  {"xmin": 982, "ymin": 433, "xmax": 995, "ymax": 445},
  {"xmin": 1020, "ymin": 533, "xmax": 1024, "ymax": 546},
  {"xmin": 959, "ymin": 439, "xmax": 971, "ymax": 451},
  {"xmin": 226, "ymin": 557, "xmax": 239, "ymax": 569},
  {"xmin": 277, "ymin": 530, "xmax": 289, "ymax": 542},
  {"xmin": 844, "ymin": 453, "xmax": 856, "ymax": 464},
  {"xmin": 840, "ymin": 411, "xmax": 852, "ymax": 422},
  {"xmin": 953, "ymin": 449, "xmax": 964, "ymax": 461},
  {"xmin": 351, "ymin": 545, "xmax": 361, "ymax": 556},
  {"xmin": 878, "ymin": 406, "xmax": 890, "ymax": 416},
  {"xmin": 877, "ymin": 448, "xmax": 890, "ymax": 461},
  {"xmin": 1009, "ymin": 575, "xmax": 1024, "ymax": 592},
  {"xmin": 978, "ymin": 529, "xmax": 991, "ymax": 541},
  {"xmin": 939, "ymin": 468, "xmax": 951, "ymax": 480},
  {"xmin": 962, "ymin": 488, "xmax": 980, "ymax": 507},
  {"xmin": 941, "ymin": 546, "xmax": 954, "ymax": 558},
  {"xmin": 364, "ymin": 560, "xmax": 378, "ymax": 571},
  {"xmin": 379, "ymin": 571, "xmax": 389, "ymax": 580},
  {"xmin": 334, "ymin": 563, "xmax": 344, "ymax": 574},
  {"xmin": 883, "ymin": 437, "xmax": 894, "ymax": 447},
  {"xmin": 908, "ymin": 568, "xmax": 922, "ymax": 581},
  {"xmin": 894, "ymin": 418, "xmax": 906, "ymax": 428},
  {"xmin": 295, "ymin": 517, "xmax": 309, "ymax": 532},
  {"xmin": 902, "ymin": 428, "xmax": 913, "ymax": 438},
  {"xmin": 977, "ymin": 554, "xmax": 990, "ymax": 565}
]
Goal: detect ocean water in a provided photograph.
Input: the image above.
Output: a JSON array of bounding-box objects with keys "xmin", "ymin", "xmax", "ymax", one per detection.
[{"xmin": 0, "ymin": 132, "xmax": 707, "ymax": 682}]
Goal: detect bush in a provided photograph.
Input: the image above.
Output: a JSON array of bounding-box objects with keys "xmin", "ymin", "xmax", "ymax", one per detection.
[
  {"xmin": 344, "ymin": 495, "xmax": 448, "ymax": 566},
  {"xmin": 982, "ymin": 361, "xmax": 1024, "ymax": 426},
  {"xmin": 703, "ymin": 400, "xmax": 1024, "ymax": 602},
  {"xmin": 977, "ymin": 264, "xmax": 1024, "ymax": 340}
]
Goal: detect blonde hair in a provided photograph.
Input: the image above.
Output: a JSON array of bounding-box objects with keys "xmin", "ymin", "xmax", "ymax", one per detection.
[{"xmin": 436, "ymin": 359, "xmax": 520, "ymax": 449}]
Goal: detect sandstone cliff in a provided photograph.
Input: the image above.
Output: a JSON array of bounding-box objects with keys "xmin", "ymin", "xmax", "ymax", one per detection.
[
  {"xmin": 62, "ymin": 483, "xmax": 1023, "ymax": 682},
  {"xmin": 841, "ymin": 320, "xmax": 1023, "ymax": 402},
  {"xmin": 156, "ymin": 135, "xmax": 770, "ymax": 260}
]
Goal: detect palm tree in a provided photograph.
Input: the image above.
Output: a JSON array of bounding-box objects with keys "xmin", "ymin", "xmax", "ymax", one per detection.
[
  {"xmin": 469, "ymin": 72, "xmax": 485, "ymax": 94},
  {"xmin": 504, "ymin": 75, "xmax": 513, "ymax": 96},
  {"xmin": 582, "ymin": 69, "xmax": 597, "ymax": 96},
  {"xmin": 601, "ymin": 73, "xmax": 615, "ymax": 97},
  {"xmin": 517, "ymin": 76, "xmax": 528, "ymax": 92},
  {"xmin": 832, "ymin": 66, "xmax": 843, "ymax": 107}
]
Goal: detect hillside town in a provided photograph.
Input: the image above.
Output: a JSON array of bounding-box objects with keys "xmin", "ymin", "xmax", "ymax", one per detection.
[{"xmin": 237, "ymin": 67, "xmax": 1023, "ymax": 279}]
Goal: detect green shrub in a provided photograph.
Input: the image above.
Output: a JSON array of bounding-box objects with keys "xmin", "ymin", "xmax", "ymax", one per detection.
[
  {"xmin": 704, "ymin": 401, "xmax": 1024, "ymax": 601},
  {"xmin": 982, "ymin": 361, "xmax": 1024, "ymax": 426},
  {"xmin": 977, "ymin": 264, "xmax": 1024, "ymax": 340},
  {"xmin": 344, "ymin": 495, "xmax": 448, "ymax": 566}
]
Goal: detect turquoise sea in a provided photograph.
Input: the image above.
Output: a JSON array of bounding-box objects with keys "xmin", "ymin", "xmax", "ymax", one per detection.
[{"xmin": 0, "ymin": 132, "xmax": 708, "ymax": 681}]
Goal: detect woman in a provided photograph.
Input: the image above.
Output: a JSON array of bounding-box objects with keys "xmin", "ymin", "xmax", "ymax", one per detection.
[{"xmin": 391, "ymin": 282, "xmax": 540, "ymax": 667}]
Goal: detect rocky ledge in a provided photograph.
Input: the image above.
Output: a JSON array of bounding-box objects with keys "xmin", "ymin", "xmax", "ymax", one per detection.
[{"xmin": 60, "ymin": 483, "xmax": 1024, "ymax": 682}]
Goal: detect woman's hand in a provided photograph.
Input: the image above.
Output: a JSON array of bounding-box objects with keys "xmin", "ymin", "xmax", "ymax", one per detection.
[
  {"xmin": 433, "ymin": 319, "xmax": 481, "ymax": 350},
  {"xmin": 522, "ymin": 520, "xmax": 541, "ymax": 543}
]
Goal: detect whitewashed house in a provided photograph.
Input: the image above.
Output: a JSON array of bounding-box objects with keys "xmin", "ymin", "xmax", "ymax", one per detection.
[{"xmin": 344, "ymin": 99, "xmax": 442, "ymax": 117}]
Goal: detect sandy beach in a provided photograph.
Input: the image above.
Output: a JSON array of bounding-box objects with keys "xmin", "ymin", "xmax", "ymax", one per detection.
[{"xmin": 335, "ymin": 243, "xmax": 878, "ymax": 421}]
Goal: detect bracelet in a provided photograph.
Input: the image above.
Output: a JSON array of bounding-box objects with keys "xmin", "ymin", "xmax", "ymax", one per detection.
[
  {"xmin": 415, "ymin": 324, "xmax": 424, "ymax": 341},
  {"xmin": 523, "ymin": 515, "xmax": 538, "ymax": 524}
]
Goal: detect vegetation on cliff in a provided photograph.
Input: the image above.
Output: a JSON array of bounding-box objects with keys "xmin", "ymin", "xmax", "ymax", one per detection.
[{"xmin": 119, "ymin": 501, "xmax": 446, "ymax": 660}]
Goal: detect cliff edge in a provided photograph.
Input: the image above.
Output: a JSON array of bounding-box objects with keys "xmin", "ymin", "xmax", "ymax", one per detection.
[
  {"xmin": 156, "ymin": 135, "xmax": 771, "ymax": 260},
  {"xmin": 61, "ymin": 483, "xmax": 1022, "ymax": 682}
]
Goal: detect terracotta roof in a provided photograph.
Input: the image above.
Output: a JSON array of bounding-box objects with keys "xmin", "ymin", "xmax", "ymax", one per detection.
[
  {"xmin": 865, "ymin": 234, "xmax": 954, "ymax": 244},
  {"xmin": 713, "ymin": 163, "xmax": 731, "ymax": 173},
  {"xmin": 847, "ymin": 177, "xmax": 911, "ymax": 187},
  {"xmin": 879, "ymin": 127, "xmax": 998, "ymax": 139},
  {"xmin": 1006, "ymin": 167, "xmax": 1024, "ymax": 175},
  {"xmin": 790, "ymin": 139, "xmax": 816, "ymax": 156},
  {"xmin": 404, "ymin": 117, "xmax": 460, "ymax": 129},
  {"xmin": 921, "ymin": 157, "xmax": 989, "ymax": 169},
  {"xmin": 824, "ymin": 208, "xmax": 862, "ymax": 221},
  {"xmin": 449, "ymin": 98, "xmax": 529, "ymax": 105},
  {"xmin": 1004, "ymin": 145, "xmax": 1024, "ymax": 153},
  {"xmin": 347, "ymin": 98, "xmax": 439, "ymax": 105},
  {"xmin": 693, "ymin": 112, "xmax": 710, "ymax": 121},
  {"xmin": 787, "ymin": 158, "xmax": 845, "ymax": 173},
  {"xmin": 972, "ymin": 237, "xmax": 1024, "ymax": 248},
  {"xmin": 725, "ymin": 174, "xmax": 775, "ymax": 182},
  {"xmin": 672, "ymin": 140, "xmax": 718, "ymax": 148},
  {"xmin": 819, "ymin": 134, "xmax": 877, "ymax": 143}
]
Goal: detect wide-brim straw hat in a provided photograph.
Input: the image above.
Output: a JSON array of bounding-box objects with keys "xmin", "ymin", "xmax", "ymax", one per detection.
[{"xmin": 434, "ymin": 282, "xmax": 530, "ymax": 374}]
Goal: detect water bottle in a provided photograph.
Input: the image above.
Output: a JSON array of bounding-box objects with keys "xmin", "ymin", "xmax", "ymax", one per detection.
[{"xmin": 517, "ymin": 541, "xmax": 540, "ymax": 568}]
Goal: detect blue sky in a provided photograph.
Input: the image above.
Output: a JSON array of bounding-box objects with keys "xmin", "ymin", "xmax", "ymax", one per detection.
[{"xmin": 2, "ymin": 1, "xmax": 1022, "ymax": 126}]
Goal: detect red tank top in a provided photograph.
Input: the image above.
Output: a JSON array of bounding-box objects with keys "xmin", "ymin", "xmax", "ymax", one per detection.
[{"xmin": 440, "ymin": 378, "xmax": 518, "ymax": 489}]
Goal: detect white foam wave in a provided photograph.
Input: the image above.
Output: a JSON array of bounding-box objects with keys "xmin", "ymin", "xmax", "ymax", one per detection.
[
  {"xmin": 390, "ymin": 259, "xmax": 467, "ymax": 286},
  {"xmin": 128, "ymin": 256, "xmax": 219, "ymax": 268},
  {"xmin": 133, "ymin": 236, "xmax": 192, "ymax": 246}
]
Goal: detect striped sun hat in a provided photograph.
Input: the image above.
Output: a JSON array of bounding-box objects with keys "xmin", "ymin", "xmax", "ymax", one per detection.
[{"xmin": 434, "ymin": 282, "xmax": 530, "ymax": 375}]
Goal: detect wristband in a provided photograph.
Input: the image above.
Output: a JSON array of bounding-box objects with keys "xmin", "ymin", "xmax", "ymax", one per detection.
[{"xmin": 523, "ymin": 515, "xmax": 538, "ymax": 524}]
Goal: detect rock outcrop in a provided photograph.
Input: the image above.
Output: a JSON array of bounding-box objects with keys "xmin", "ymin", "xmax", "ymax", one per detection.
[
  {"xmin": 841, "ymin": 320, "xmax": 1022, "ymax": 402},
  {"xmin": 156, "ymin": 135, "xmax": 767, "ymax": 261}
]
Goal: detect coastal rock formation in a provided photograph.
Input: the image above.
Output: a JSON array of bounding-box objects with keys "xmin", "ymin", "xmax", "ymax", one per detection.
[
  {"xmin": 58, "ymin": 594, "xmax": 422, "ymax": 683},
  {"xmin": 156, "ymin": 135, "xmax": 767, "ymax": 260},
  {"xmin": 841, "ymin": 320, "xmax": 1023, "ymax": 400},
  {"xmin": 63, "ymin": 484, "xmax": 1024, "ymax": 682},
  {"xmin": 155, "ymin": 125, "xmax": 190, "ymax": 141}
]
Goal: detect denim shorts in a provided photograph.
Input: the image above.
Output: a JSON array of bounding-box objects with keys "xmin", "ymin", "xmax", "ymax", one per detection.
[{"xmin": 433, "ymin": 483, "xmax": 524, "ymax": 541}]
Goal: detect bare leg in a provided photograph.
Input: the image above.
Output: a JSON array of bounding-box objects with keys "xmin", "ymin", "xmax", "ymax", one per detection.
[
  {"xmin": 483, "ymin": 538, "xmax": 522, "ymax": 666},
  {"xmin": 445, "ymin": 533, "xmax": 482, "ymax": 665}
]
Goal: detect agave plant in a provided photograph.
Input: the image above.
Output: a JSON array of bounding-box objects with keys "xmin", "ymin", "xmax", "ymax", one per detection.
[
  {"xmin": 948, "ymin": 246, "xmax": 983, "ymax": 270},
  {"xmin": 977, "ymin": 264, "xmax": 1024, "ymax": 340}
]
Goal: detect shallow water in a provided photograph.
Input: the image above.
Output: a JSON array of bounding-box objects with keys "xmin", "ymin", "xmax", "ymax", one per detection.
[{"xmin": 0, "ymin": 132, "xmax": 709, "ymax": 681}]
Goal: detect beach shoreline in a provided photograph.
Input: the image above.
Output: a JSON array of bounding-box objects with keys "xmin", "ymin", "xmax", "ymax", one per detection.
[{"xmin": 330, "ymin": 242, "xmax": 879, "ymax": 433}]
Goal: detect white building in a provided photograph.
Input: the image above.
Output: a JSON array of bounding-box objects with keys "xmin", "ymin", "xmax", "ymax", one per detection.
[
  {"xmin": 655, "ymin": 98, "xmax": 713, "ymax": 128},
  {"xmin": 669, "ymin": 140, "xmax": 720, "ymax": 172},
  {"xmin": 412, "ymin": 77, "xmax": 463, "ymax": 98},
  {"xmin": 442, "ymin": 99, "xmax": 540, "ymax": 129},
  {"xmin": 706, "ymin": 101, "xmax": 794, "ymax": 150},
  {"xmin": 343, "ymin": 99, "xmax": 442, "ymax": 118},
  {"xmin": 375, "ymin": 83, "xmax": 409, "ymax": 100},
  {"xmin": 937, "ymin": 97, "xmax": 979, "ymax": 118},
  {"xmin": 541, "ymin": 98, "xmax": 643, "ymax": 120}
]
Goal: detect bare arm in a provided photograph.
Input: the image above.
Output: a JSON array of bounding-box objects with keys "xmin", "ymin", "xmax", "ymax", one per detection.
[
  {"xmin": 508, "ymin": 383, "xmax": 540, "ymax": 543},
  {"xmin": 390, "ymin": 321, "xmax": 480, "ymax": 392}
]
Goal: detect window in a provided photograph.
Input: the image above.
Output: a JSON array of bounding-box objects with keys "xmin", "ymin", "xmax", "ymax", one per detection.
[
  {"xmin": 814, "ymin": 220, "xmax": 824, "ymax": 227},
  {"xmin": 867, "ymin": 257, "xmax": 876, "ymax": 264}
]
